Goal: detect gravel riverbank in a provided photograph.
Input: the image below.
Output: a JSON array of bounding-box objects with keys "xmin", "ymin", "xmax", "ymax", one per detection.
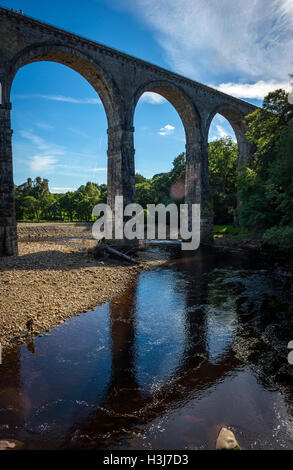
[{"xmin": 0, "ymin": 224, "xmax": 166, "ymax": 349}]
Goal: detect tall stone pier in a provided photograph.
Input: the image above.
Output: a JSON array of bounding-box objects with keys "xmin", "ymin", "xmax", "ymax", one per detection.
[{"xmin": 0, "ymin": 102, "xmax": 17, "ymax": 255}]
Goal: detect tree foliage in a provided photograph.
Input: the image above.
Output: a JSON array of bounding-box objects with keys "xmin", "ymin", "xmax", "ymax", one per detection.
[
  {"xmin": 135, "ymin": 152, "xmax": 186, "ymax": 208},
  {"xmin": 15, "ymin": 178, "xmax": 105, "ymax": 223},
  {"xmin": 208, "ymin": 137, "xmax": 238, "ymax": 224},
  {"xmin": 238, "ymin": 88, "xmax": 293, "ymax": 251}
]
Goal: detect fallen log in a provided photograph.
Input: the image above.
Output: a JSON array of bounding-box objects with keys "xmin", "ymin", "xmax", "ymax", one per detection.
[
  {"xmin": 104, "ymin": 244, "xmax": 138, "ymax": 264},
  {"xmin": 93, "ymin": 239, "xmax": 138, "ymax": 264}
]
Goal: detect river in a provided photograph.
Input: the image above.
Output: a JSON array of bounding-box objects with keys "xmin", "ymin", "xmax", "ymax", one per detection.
[{"xmin": 0, "ymin": 244, "xmax": 292, "ymax": 450}]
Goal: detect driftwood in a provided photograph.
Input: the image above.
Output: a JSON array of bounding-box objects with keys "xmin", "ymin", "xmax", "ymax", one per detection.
[
  {"xmin": 105, "ymin": 245, "xmax": 137, "ymax": 263},
  {"xmin": 93, "ymin": 239, "xmax": 138, "ymax": 264}
]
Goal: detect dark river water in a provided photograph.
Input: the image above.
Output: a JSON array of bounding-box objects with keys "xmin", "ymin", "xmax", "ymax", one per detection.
[{"xmin": 0, "ymin": 245, "xmax": 292, "ymax": 450}]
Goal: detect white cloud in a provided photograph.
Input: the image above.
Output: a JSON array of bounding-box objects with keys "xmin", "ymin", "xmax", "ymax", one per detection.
[
  {"xmin": 35, "ymin": 122, "xmax": 53, "ymax": 130},
  {"xmin": 20, "ymin": 130, "xmax": 65, "ymax": 174},
  {"xmin": 216, "ymin": 114, "xmax": 226, "ymax": 123},
  {"xmin": 41, "ymin": 95, "xmax": 101, "ymax": 104},
  {"xmin": 29, "ymin": 155, "xmax": 58, "ymax": 173},
  {"xmin": 50, "ymin": 187, "xmax": 76, "ymax": 193},
  {"xmin": 213, "ymin": 80, "xmax": 292, "ymax": 100},
  {"xmin": 118, "ymin": 0, "xmax": 293, "ymax": 83},
  {"xmin": 158, "ymin": 124, "xmax": 175, "ymax": 136},
  {"xmin": 14, "ymin": 94, "xmax": 101, "ymax": 104},
  {"xmin": 140, "ymin": 92, "xmax": 166, "ymax": 104},
  {"xmin": 17, "ymin": 130, "xmax": 107, "ymax": 177},
  {"xmin": 208, "ymin": 114, "xmax": 237, "ymax": 141},
  {"xmin": 68, "ymin": 127, "xmax": 89, "ymax": 138},
  {"xmin": 20, "ymin": 130, "xmax": 64, "ymax": 156},
  {"xmin": 57, "ymin": 163, "xmax": 106, "ymax": 173},
  {"xmin": 215, "ymin": 125, "xmax": 228, "ymax": 139}
]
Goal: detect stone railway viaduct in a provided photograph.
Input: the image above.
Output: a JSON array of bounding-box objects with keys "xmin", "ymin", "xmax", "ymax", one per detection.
[{"xmin": 0, "ymin": 6, "xmax": 256, "ymax": 256}]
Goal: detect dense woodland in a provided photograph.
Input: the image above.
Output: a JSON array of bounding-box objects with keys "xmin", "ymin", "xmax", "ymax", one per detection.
[{"xmin": 15, "ymin": 88, "xmax": 293, "ymax": 251}]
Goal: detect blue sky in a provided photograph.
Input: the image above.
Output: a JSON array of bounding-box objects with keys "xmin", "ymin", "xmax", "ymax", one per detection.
[{"xmin": 3, "ymin": 0, "xmax": 292, "ymax": 192}]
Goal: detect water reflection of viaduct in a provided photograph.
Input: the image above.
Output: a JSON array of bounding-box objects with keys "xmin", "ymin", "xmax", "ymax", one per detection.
[
  {"xmin": 0, "ymin": 253, "xmax": 240, "ymax": 449},
  {"xmin": 0, "ymin": 7, "xmax": 257, "ymax": 256},
  {"xmin": 66, "ymin": 252, "xmax": 241, "ymax": 448}
]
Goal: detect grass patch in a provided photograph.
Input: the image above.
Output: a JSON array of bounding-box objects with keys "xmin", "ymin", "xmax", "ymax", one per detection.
[{"xmin": 214, "ymin": 225, "xmax": 252, "ymax": 239}]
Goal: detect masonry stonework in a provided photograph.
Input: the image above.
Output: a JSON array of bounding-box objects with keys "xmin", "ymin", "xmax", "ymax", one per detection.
[
  {"xmin": 0, "ymin": 7, "xmax": 256, "ymax": 255},
  {"xmin": 0, "ymin": 102, "xmax": 17, "ymax": 256}
]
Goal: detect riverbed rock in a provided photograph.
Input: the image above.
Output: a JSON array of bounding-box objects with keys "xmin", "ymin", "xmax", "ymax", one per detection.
[
  {"xmin": 216, "ymin": 427, "xmax": 240, "ymax": 450},
  {"xmin": 0, "ymin": 439, "xmax": 24, "ymax": 450}
]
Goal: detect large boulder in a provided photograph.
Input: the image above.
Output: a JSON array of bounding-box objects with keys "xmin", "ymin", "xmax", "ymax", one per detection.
[
  {"xmin": 216, "ymin": 427, "xmax": 240, "ymax": 450},
  {"xmin": 0, "ymin": 439, "xmax": 24, "ymax": 450}
]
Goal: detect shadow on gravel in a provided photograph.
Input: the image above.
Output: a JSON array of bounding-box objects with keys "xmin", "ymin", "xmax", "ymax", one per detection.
[{"xmin": 0, "ymin": 249, "xmax": 134, "ymax": 271}]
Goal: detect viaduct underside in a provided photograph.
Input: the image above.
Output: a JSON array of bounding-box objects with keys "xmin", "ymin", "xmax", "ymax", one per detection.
[{"xmin": 0, "ymin": 7, "xmax": 256, "ymax": 256}]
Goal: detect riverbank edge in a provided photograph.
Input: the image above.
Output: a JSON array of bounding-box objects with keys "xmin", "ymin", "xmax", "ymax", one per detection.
[
  {"xmin": 213, "ymin": 234, "xmax": 293, "ymax": 268},
  {"xmin": 0, "ymin": 240, "xmax": 167, "ymax": 351}
]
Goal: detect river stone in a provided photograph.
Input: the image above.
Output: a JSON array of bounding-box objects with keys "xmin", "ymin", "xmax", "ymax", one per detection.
[
  {"xmin": 0, "ymin": 439, "xmax": 24, "ymax": 450},
  {"xmin": 216, "ymin": 427, "xmax": 240, "ymax": 450}
]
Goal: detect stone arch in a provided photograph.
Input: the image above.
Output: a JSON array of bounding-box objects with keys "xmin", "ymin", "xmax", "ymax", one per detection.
[
  {"xmin": 3, "ymin": 43, "xmax": 123, "ymax": 128},
  {"xmin": 0, "ymin": 43, "xmax": 125, "ymax": 255},
  {"xmin": 205, "ymin": 103, "xmax": 254, "ymax": 227},
  {"xmin": 128, "ymin": 80, "xmax": 202, "ymax": 143},
  {"xmin": 205, "ymin": 103, "xmax": 252, "ymax": 168},
  {"xmin": 129, "ymin": 80, "xmax": 212, "ymax": 242},
  {"xmin": 205, "ymin": 103, "xmax": 245, "ymax": 136}
]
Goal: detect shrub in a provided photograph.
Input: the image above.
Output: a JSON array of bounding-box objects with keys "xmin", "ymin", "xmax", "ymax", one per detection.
[{"xmin": 262, "ymin": 226, "xmax": 293, "ymax": 252}]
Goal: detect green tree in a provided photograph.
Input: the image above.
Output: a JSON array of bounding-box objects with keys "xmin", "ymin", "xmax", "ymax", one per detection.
[
  {"xmin": 245, "ymin": 89, "xmax": 292, "ymax": 172},
  {"xmin": 170, "ymin": 152, "xmax": 186, "ymax": 183},
  {"xmin": 238, "ymin": 88, "xmax": 293, "ymax": 250},
  {"xmin": 78, "ymin": 181, "xmax": 101, "ymax": 198},
  {"xmin": 98, "ymin": 184, "xmax": 107, "ymax": 203},
  {"xmin": 40, "ymin": 193, "xmax": 57, "ymax": 221},
  {"xmin": 208, "ymin": 137, "xmax": 238, "ymax": 224},
  {"xmin": 76, "ymin": 196, "xmax": 100, "ymax": 222},
  {"xmin": 136, "ymin": 181, "xmax": 156, "ymax": 208},
  {"xmin": 135, "ymin": 173, "xmax": 147, "ymax": 184},
  {"xmin": 23, "ymin": 195, "xmax": 41, "ymax": 222},
  {"xmin": 59, "ymin": 192, "xmax": 75, "ymax": 221},
  {"xmin": 15, "ymin": 177, "xmax": 50, "ymax": 221}
]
